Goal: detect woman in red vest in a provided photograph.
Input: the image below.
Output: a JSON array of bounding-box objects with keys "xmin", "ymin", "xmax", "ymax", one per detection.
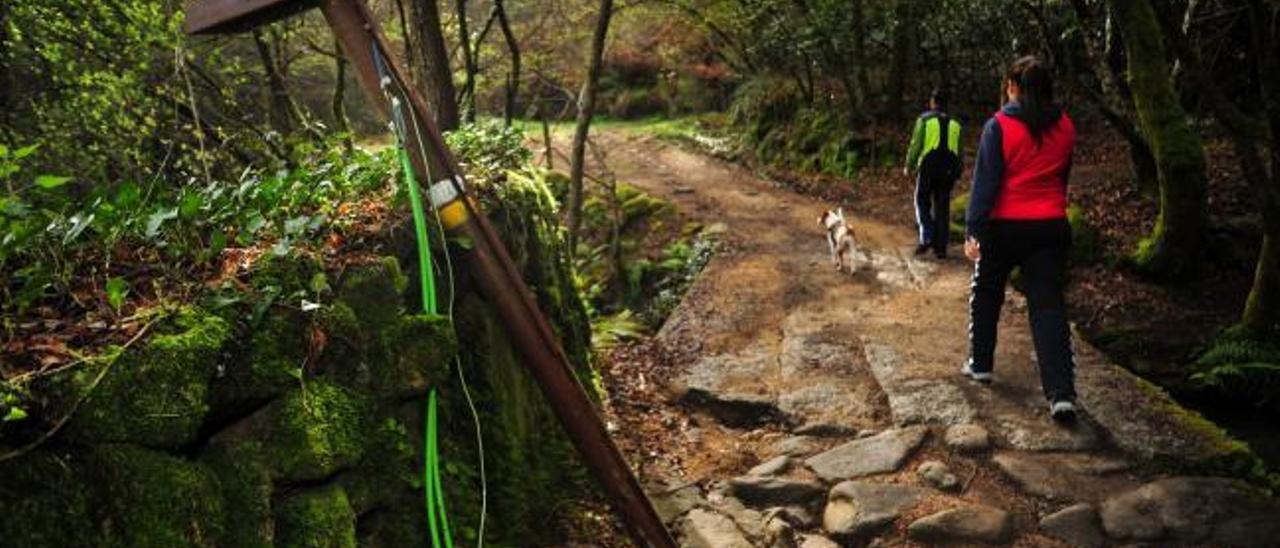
[{"xmin": 962, "ymin": 56, "xmax": 1079, "ymax": 421}]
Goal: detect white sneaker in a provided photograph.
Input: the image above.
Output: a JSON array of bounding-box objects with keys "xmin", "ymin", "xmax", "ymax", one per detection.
[
  {"xmin": 1050, "ymin": 399, "xmax": 1077, "ymax": 422},
  {"xmin": 961, "ymin": 360, "xmax": 993, "ymax": 384}
]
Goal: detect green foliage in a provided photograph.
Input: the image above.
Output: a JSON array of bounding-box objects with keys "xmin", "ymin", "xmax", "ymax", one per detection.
[
  {"xmin": 1192, "ymin": 328, "xmax": 1280, "ymax": 412},
  {"xmin": 591, "ymin": 309, "xmax": 649, "ymax": 351},
  {"xmin": 445, "ymin": 121, "xmax": 533, "ymax": 184},
  {"xmin": 0, "ymin": 139, "xmax": 395, "ymax": 321},
  {"xmin": 730, "ymin": 86, "xmax": 882, "ymax": 178},
  {"xmin": 642, "ymin": 235, "xmax": 719, "ymax": 325}
]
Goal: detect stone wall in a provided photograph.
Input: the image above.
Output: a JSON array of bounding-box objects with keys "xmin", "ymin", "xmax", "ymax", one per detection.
[{"xmin": 0, "ymin": 192, "xmax": 594, "ymax": 546}]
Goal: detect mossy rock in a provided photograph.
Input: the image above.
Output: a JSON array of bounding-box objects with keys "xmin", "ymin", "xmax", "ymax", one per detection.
[
  {"xmin": 1067, "ymin": 204, "xmax": 1100, "ymax": 264},
  {"xmin": 0, "ymin": 448, "xmax": 100, "ymax": 547},
  {"xmin": 339, "ymin": 417, "xmax": 417, "ymax": 516},
  {"xmin": 250, "ymin": 253, "xmax": 325, "ymax": 294},
  {"xmin": 356, "ymin": 503, "xmax": 428, "ymax": 548},
  {"xmin": 1122, "ymin": 371, "xmax": 1264, "ymax": 481},
  {"xmin": 201, "ymin": 441, "xmax": 275, "ymax": 548},
  {"xmin": 373, "ymin": 314, "xmax": 456, "ymax": 397},
  {"xmin": 316, "ymin": 302, "xmax": 364, "ymax": 369},
  {"xmin": 214, "ymin": 309, "xmax": 311, "ymax": 405},
  {"xmin": 336, "ymin": 258, "xmax": 407, "ymax": 332},
  {"xmin": 275, "ymin": 485, "xmax": 358, "ymax": 548},
  {"xmin": 61, "ymin": 308, "xmax": 231, "ymax": 449},
  {"xmin": 88, "ymin": 444, "xmax": 225, "ymax": 548},
  {"xmin": 266, "ymin": 380, "xmax": 372, "ymax": 482}
]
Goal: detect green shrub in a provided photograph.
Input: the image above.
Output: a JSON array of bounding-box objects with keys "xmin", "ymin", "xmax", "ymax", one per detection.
[
  {"xmin": 1068, "ymin": 204, "xmax": 1100, "ymax": 264},
  {"xmin": 444, "ymin": 121, "xmax": 532, "ymax": 185},
  {"xmin": 609, "ymin": 88, "xmax": 670, "ymax": 119},
  {"xmin": 1191, "ymin": 327, "xmax": 1280, "ymax": 412}
]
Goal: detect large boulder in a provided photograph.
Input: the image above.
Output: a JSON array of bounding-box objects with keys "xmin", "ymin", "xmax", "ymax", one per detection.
[{"xmin": 1099, "ymin": 476, "xmax": 1280, "ymax": 546}]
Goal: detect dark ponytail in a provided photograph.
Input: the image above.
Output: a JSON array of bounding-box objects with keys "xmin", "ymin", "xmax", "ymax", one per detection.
[{"xmin": 1005, "ymin": 56, "xmax": 1061, "ymax": 141}]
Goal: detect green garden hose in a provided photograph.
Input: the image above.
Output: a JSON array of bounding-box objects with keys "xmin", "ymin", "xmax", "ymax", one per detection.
[
  {"xmin": 394, "ymin": 118, "xmax": 454, "ymax": 548},
  {"xmin": 398, "ymin": 146, "xmax": 437, "ymax": 315}
]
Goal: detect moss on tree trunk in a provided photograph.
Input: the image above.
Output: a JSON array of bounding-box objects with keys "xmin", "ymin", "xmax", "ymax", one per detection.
[{"xmin": 1108, "ymin": 0, "xmax": 1208, "ymax": 278}]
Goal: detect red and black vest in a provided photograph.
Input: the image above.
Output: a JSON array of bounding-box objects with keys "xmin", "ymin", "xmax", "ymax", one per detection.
[{"xmin": 990, "ymin": 111, "xmax": 1075, "ymax": 221}]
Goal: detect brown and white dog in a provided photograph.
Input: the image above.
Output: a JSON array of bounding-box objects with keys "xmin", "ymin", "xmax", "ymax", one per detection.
[{"xmin": 820, "ymin": 207, "xmax": 858, "ymax": 274}]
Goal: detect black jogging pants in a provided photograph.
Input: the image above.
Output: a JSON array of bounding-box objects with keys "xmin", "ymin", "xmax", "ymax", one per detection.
[{"xmin": 967, "ymin": 218, "xmax": 1075, "ymax": 401}]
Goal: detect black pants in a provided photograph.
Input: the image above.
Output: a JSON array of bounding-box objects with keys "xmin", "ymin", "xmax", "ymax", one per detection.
[
  {"xmin": 968, "ymin": 218, "xmax": 1075, "ymax": 401},
  {"xmin": 915, "ymin": 174, "xmax": 955, "ymax": 253}
]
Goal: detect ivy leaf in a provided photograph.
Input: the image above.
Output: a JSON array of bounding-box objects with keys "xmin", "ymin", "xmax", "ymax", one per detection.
[
  {"xmin": 284, "ymin": 215, "xmax": 310, "ymax": 235},
  {"xmin": 14, "ymin": 144, "xmax": 40, "ymax": 159},
  {"xmin": 63, "ymin": 212, "xmax": 95, "ymax": 244},
  {"xmin": 145, "ymin": 207, "xmax": 179, "ymax": 238},
  {"xmin": 35, "ymin": 175, "xmax": 73, "ymax": 189},
  {"xmin": 309, "ymin": 272, "xmax": 330, "ymax": 295},
  {"xmin": 105, "ymin": 277, "xmax": 129, "ymax": 311},
  {"xmin": 178, "ymin": 192, "xmax": 202, "ymax": 220},
  {"xmin": 2, "ymin": 406, "xmax": 28, "ymax": 422},
  {"xmin": 209, "ymin": 231, "xmax": 228, "ymax": 256}
]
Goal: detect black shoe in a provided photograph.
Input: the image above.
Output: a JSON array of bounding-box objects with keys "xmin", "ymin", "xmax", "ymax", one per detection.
[
  {"xmin": 1050, "ymin": 399, "xmax": 1077, "ymax": 422},
  {"xmin": 914, "ymin": 244, "xmax": 930, "ymax": 256},
  {"xmin": 934, "ymin": 249, "xmax": 947, "ymax": 260}
]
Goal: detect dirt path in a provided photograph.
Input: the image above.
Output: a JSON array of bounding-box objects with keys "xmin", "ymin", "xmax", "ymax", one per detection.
[{"xmin": 580, "ymin": 130, "xmax": 1278, "ymax": 547}]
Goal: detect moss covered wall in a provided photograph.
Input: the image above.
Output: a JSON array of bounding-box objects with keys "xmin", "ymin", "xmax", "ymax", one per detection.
[{"xmin": 1, "ymin": 185, "xmax": 595, "ymax": 547}]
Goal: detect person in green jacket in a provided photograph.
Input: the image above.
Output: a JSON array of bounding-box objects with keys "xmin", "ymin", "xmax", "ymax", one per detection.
[{"xmin": 903, "ymin": 89, "xmax": 963, "ymax": 258}]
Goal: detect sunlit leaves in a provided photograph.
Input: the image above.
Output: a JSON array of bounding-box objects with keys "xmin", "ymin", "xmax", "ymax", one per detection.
[{"xmin": 35, "ymin": 175, "xmax": 73, "ymax": 189}]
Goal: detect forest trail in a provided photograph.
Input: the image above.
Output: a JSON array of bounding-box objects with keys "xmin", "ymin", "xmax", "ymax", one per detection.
[{"xmin": 579, "ymin": 129, "xmax": 1280, "ymax": 547}]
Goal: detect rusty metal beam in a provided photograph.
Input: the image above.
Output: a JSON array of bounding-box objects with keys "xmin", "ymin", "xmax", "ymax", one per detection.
[
  {"xmin": 184, "ymin": 1, "xmax": 676, "ymax": 546},
  {"xmin": 185, "ymin": 0, "xmax": 318, "ymax": 35}
]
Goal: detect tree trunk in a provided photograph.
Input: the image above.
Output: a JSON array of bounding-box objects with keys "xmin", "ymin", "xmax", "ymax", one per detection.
[
  {"xmin": 331, "ymin": 37, "xmax": 353, "ymax": 151},
  {"xmin": 395, "ymin": 0, "xmax": 416, "ymax": 82},
  {"xmin": 0, "ymin": 0, "xmax": 10, "ymax": 128},
  {"xmin": 1240, "ymin": 1, "xmax": 1280, "ymax": 336},
  {"xmin": 888, "ymin": 0, "xmax": 917, "ymax": 121},
  {"xmin": 541, "ymin": 108, "xmax": 554, "ymax": 169},
  {"xmin": 850, "ymin": 0, "xmax": 868, "ymax": 110},
  {"xmin": 1108, "ymin": 0, "xmax": 1207, "ymax": 278},
  {"xmin": 567, "ymin": 0, "xmax": 615, "ymax": 256},
  {"xmin": 455, "ymin": 0, "xmax": 477, "ymax": 123},
  {"xmin": 409, "ymin": 0, "xmax": 460, "ymax": 132},
  {"xmin": 1067, "ymin": 0, "xmax": 1158, "ymax": 195},
  {"xmin": 495, "ymin": 0, "xmax": 521, "ymax": 126},
  {"xmin": 252, "ymin": 29, "xmax": 295, "ymax": 136}
]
